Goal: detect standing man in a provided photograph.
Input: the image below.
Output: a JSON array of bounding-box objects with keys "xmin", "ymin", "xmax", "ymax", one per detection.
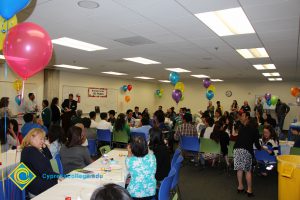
[
  {"xmin": 61, "ymin": 94, "xmax": 77, "ymax": 133},
  {"xmin": 241, "ymin": 101, "xmax": 251, "ymax": 113},
  {"xmin": 132, "ymin": 106, "xmax": 142, "ymax": 119},
  {"xmin": 25, "ymin": 93, "xmax": 38, "ymax": 113},
  {"xmin": 41, "ymin": 100, "xmax": 51, "ymax": 129},
  {"xmin": 254, "ymin": 98, "xmax": 263, "ymax": 117},
  {"xmin": 275, "ymin": 99, "xmax": 290, "ymax": 131}
]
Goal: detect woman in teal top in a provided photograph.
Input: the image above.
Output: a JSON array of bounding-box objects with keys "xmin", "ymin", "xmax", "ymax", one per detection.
[{"xmin": 126, "ymin": 136, "xmax": 156, "ymax": 199}]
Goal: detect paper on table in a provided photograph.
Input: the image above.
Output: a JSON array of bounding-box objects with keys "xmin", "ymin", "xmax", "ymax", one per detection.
[{"xmin": 102, "ymin": 170, "xmax": 123, "ymax": 182}]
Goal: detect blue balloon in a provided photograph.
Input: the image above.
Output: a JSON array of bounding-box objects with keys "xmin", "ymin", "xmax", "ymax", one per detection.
[
  {"xmin": 169, "ymin": 72, "xmax": 180, "ymax": 85},
  {"xmin": 122, "ymin": 85, "xmax": 128, "ymax": 92},
  {"xmin": 15, "ymin": 95, "xmax": 21, "ymax": 106},
  {"xmin": 266, "ymin": 99, "xmax": 272, "ymax": 106},
  {"xmin": 206, "ymin": 90, "xmax": 214, "ymax": 100},
  {"xmin": 156, "ymin": 89, "xmax": 160, "ymax": 95},
  {"xmin": 0, "ymin": 0, "xmax": 31, "ymax": 20}
]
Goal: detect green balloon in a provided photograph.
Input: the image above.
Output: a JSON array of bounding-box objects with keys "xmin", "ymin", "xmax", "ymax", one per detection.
[{"xmin": 270, "ymin": 96, "xmax": 278, "ymax": 105}]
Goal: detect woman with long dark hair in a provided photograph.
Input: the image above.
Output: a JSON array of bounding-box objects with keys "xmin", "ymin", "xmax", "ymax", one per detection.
[
  {"xmin": 113, "ymin": 113, "xmax": 130, "ymax": 141},
  {"xmin": 0, "ymin": 97, "xmax": 12, "ymax": 118},
  {"xmin": 51, "ymin": 97, "xmax": 61, "ymax": 125}
]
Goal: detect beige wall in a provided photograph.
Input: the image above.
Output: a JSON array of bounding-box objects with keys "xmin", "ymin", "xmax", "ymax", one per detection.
[
  {"xmin": 58, "ymin": 71, "xmax": 160, "ymax": 114},
  {"xmin": 0, "ymin": 65, "xmax": 44, "ymax": 115},
  {"xmin": 157, "ymin": 80, "xmax": 300, "ymax": 130}
]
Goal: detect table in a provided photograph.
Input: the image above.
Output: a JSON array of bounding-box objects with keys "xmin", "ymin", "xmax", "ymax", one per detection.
[
  {"xmin": 288, "ymin": 122, "xmax": 300, "ymax": 140},
  {"xmin": 33, "ymin": 149, "xmax": 128, "ymax": 200},
  {"xmin": 0, "ymin": 149, "xmax": 21, "ymax": 178}
]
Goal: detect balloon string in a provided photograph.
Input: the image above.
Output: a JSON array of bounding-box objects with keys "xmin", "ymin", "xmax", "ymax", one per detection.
[
  {"xmin": 21, "ymin": 80, "xmax": 25, "ymax": 105},
  {"xmin": 4, "ymin": 20, "xmax": 8, "ymax": 79}
]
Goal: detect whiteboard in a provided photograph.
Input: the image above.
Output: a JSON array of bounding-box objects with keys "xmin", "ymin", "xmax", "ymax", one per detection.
[
  {"xmin": 0, "ymin": 81, "xmax": 38, "ymax": 115},
  {"xmin": 62, "ymin": 85, "xmax": 118, "ymax": 114},
  {"xmin": 255, "ymin": 94, "xmax": 279, "ymax": 110}
]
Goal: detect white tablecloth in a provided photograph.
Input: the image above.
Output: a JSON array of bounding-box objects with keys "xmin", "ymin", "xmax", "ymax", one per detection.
[
  {"xmin": 33, "ymin": 149, "xmax": 128, "ymax": 200},
  {"xmin": 0, "ymin": 149, "xmax": 21, "ymax": 178}
]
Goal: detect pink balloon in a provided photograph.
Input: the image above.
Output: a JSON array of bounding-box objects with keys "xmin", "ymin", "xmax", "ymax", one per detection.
[{"xmin": 3, "ymin": 22, "xmax": 53, "ymax": 80}]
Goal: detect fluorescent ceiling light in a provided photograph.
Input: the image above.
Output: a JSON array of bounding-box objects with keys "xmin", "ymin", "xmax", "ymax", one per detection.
[
  {"xmin": 195, "ymin": 7, "xmax": 255, "ymax": 36},
  {"xmin": 52, "ymin": 37, "xmax": 107, "ymax": 51},
  {"xmin": 0, "ymin": 55, "xmax": 5, "ymax": 59},
  {"xmin": 134, "ymin": 76, "xmax": 155, "ymax": 80},
  {"xmin": 236, "ymin": 48, "xmax": 269, "ymax": 59},
  {"xmin": 253, "ymin": 64, "xmax": 276, "ymax": 70},
  {"xmin": 101, "ymin": 71, "xmax": 127, "ymax": 76},
  {"xmin": 262, "ymin": 72, "xmax": 280, "ymax": 77},
  {"xmin": 165, "ymin": 68, "xmax": 191, "ymax": 73},
  {"xmin": 123, "ymin": 57, "xmax": 161, "ymax": 65},
  {"xmin": 268, "ymin": 78, "xmax": 282, "ymax": 81},
  {"xmin": 159, "ymin": 80, "xmax": 171, "ymax": 83},
  {"xmin": 54, "ymin": 64, "xmax": 88, "ymax": 70},
  {"xmin": 211, "ymin": 79, "xmax": 224, "ymax": 82},
  {"xmin": 191, "ymin": 74, "xmax": 210, "ymax": 78}
]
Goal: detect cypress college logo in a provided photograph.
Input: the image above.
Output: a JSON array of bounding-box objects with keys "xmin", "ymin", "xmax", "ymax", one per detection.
[{"xmin": 8, "ymin": 162, "xmax": 36, "ymax": 190}]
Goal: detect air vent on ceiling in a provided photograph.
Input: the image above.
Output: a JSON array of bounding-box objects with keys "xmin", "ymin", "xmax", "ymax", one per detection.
[{"xmin": 114, "ymin": 36, "xmax": 155, "ymax": 46}]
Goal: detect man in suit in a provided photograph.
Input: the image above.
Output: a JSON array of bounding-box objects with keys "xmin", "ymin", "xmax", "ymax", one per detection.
[
  {"xmin": 61, "ymin": 94, "xmax": 77, "ymax": 133},
  {"xmin": 132, "ymin": 106, "xmax": 142, "ymax": 119}
]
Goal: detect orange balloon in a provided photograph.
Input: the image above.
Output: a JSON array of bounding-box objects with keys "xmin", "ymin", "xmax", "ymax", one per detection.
[
  {"xmin": 125, "ymin": 95, "xmax": 130, "ymax": 103},
  {"xmin": 291, "ymin": 87, "xmax": 300, "ymax": 97}
]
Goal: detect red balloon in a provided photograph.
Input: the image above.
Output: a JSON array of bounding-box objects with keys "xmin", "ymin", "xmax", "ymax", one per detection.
[
  {"xmin": 3, "ymin": 22, "xmax": 53, "ymax": 80},
  {"xmin": 127, "ymin": 84, "xmax": 132, "ymax": 91}
]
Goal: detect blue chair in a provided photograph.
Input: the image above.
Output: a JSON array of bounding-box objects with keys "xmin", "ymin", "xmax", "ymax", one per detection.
[
  {"xmin": 88, "ymin": 139, "xmax": 98, "ymax": 156},
  {"xmin": 55, "ymin": 154, "xmax": 64, "ymax": 175},
  {"xmin": 130, "ymin": 132, "xmax": 147, "ymax": 141},
  {"xmin": 170, "ymin": 155, "xmax": 183, "ymax": 199},
  {"xmin": 158, "ymin": 168, "xmax": 176, "ymax": 200},
  {"xmin": 0, "ymin": 178, "xmax": 25, "ymax": 200},
  {"xmin": 171, "ymin": 148, "xmax": 181, "ymax": 168},
  {"xmin": 97, "ymin": 129, "xmax": 112, "ymax": 146},
  {"xmin": 179, "ymin": 136, "xmax": 200, "ymax": 152},
  {"xmin": 255, "ymin": 149, "xmax": 277, "ymax": 163}
]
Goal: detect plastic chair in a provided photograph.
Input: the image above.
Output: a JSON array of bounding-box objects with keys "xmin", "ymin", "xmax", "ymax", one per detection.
[
  {"xmin": 0, "ymin": 178, "xmax": 26, "ymax": 200},
  {"xmin": 99, "ymin": 145, "xmax": 111, "ymax": 155},
  {"xmin": 290, "ymin": 147, "xmax": 300, "ymax": 155},
  {"xmin": 254, "ymin": 149, "xmax": 277, "ymax": 163},
  {"xmin": 158, "ymin": 168, "xmax": 176, "ymax": 200},
  {"xmin": 113, "ymin": 130, "xmax": 129, "ymax": 144},
  {"xmin": 179, "ymin": 136, "xmax": 200, "ymax": 152},
  {"xmin": 88, "ymin": 139, "xmax": 98, "ymax": 156},
  {"xmin": 97, "ymin": 129, "xmax": 112, "ymax": 146},
  {"xmin": 130, "ymin": 132, "xmax": 147, "ymax": 141},
  {"xmin": 170, "ymin": 155, "xmax": 183, "ymax": 199},
  {"xmin": 171, "ymin": 148, "xmax": 181, "ymax": 168},
  {"xmin": 199, "ymin": 138, "xmax": 221, "ymax": 154},
  {"xmin": 55, "ymin": 154, "xmax": 64, "ymax": 175}
]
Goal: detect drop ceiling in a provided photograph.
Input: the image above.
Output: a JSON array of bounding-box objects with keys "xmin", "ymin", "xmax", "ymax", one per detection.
[{"xmin": 10, "ymin": 0, "xmax": 300, "ymax": 82}]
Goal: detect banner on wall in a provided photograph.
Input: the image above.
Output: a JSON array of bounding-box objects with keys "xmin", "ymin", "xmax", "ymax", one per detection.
[{"xmin": 88, "ymin": 88, "xmax": 107, "ymax": 97}]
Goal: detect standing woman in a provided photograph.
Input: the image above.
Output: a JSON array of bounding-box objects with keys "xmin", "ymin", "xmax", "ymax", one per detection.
[
  {"xmin": 41, "ymin": 100, "xmax": 51, "ymax": 129},
  {"xmin": 51, "ymin": 97, "xmax": 61, "ymax": 125},
  {"xmin": 233, "ymin": 112, "xmax": 261, "ymax": 197},
  {"xmin": 206, "ymin": 101, "xmax": 215, "ymax": 118},
  {"xmin": 0, "ymin": 97, "xmax": 12, "ymax": 118},
  {"xmin": 231, "ymin": 100, "xmax": 239, "ymax": 114}
]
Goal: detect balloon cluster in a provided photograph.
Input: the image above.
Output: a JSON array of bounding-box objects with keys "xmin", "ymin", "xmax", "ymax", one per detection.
[
  {"xmin": 13, "ymin": 79, "xmax": 22, "ymax": 105},
  {"xmin": 169, "ymin": 72, "xmax": 184, "ymax": 104},
  {"xmin": 121, "ymin": 84, "xmax": 133, "ymax": 103},
  {"xmin": 203, "ymin": 78, "xmax": 215, "ymax": 100},
  {"xmin": 155, "ymin": 89, "xmax": 164, "ymax": 97},
  {"xmin": 264, "ymin": 93, "xmax": 278, "ymax": 106}
]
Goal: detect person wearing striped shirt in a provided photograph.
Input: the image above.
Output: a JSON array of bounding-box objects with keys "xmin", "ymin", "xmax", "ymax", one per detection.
[{"xmin": 174, "ymin": 113, "xmax": 198, "ymax": 140}]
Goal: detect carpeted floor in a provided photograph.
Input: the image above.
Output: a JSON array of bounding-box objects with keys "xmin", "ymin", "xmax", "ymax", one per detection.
[{"xmin": 179, "ymin": 164, "xmax": 278, "ymax": 200}]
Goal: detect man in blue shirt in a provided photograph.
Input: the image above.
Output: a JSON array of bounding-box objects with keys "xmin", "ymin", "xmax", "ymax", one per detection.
[
  {"xmin": 21, "ymin": 113, "xmax": 48, "ymax": 137},
  {"xmin": 131, "ymin": 116, "xmax": 152, "ymax": 142}
]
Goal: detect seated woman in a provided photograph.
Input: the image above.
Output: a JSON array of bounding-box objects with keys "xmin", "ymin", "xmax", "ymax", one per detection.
[
  {"xmin": 21, "ymin": 128, "xmax": 58, "ymax": 196},
  {"xmin": 10, "ymin": 118, "xmax": 23, "ymax": 143},
  {"xmin": 113, "ymin": 113, "xmax": 130, "ymax": 143},
  {"xmin": 126, "ymin": 136, "xmax": 156, "ymax": 200},
  {"xmin": 0, "ymin": 117, "xmax": 19, "ymax": 152},
  {"xmin": 258, "ymin": 125, "xmax": 279, "ymax": 176},
  {"xmin": 47, "ymin": 125, "xmax": 65, "ymax": 158},
  {"xmin": 148, "ymin": 128, "xmax": 170, "ymax": 183},
  {"xmin": 60, "ymin": 126, "xmax": 92, "ymax": 174},
  {"xmin": 91, "ymin": 183, "xmax": 132, "ymax": 200}
]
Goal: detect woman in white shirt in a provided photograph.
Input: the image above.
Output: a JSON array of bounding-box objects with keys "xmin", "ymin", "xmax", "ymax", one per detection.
[{"xmin": 47, "ymin": 125, "xmax": 65, "ymax": 158}]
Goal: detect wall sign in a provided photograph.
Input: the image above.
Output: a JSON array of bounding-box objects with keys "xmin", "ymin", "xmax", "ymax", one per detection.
[{"xmin": 88, "ymin": 88, "xmax": 107, "ymax": 97}]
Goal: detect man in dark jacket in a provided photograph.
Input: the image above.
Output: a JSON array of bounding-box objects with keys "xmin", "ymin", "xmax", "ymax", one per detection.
[{"xmin": 275, "ymin": 99, "xmax": 290, "ymax": 132}]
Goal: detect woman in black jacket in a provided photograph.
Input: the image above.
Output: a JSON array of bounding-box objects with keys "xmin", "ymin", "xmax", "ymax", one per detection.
[
  {"xmin": 233, "ymin": 112, "xmax": 261, "ymax": 197},
  {"xmin": 51, "ymin": 97, "xmax": 61, "ymax": 125},
  {"xmin": 21, "ymin": 128, "xmax": 58, "ymax": 196}
]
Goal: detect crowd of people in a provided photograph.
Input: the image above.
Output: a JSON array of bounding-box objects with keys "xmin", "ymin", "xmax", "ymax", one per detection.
[{"xmin": 0, "ymin": 93, "xmax": 299, "ymax": 199}]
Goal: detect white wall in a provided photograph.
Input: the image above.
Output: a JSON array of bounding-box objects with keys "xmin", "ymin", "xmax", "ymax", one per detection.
[
  {"xmin": 157, "ymin": 80, "xmax": 300, "ymax": 130},
  {"xmin": 59, "ymin": 71, "xmax": 160, "ymax": 114},
  {"xmin": 0, "ymin": 65, "xmax": 44, "ymax": 115}
]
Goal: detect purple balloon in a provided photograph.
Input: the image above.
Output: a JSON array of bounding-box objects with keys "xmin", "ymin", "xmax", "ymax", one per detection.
[
  {"xmin": 203, "ymin": 78, "xmax": 211, "ymax": 88},
  {"xmin": 265, "ymin": 93, "xmax": 272, "ymax": 101},
  {"xmin": 172, "ymin": 89, "xmax": 182, "ymax": 104}
]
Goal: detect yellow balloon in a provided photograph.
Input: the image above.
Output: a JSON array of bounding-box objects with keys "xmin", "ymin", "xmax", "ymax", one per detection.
[
  {"xmin": 207, "ymin": 85, "xmax": 216, "ymax": 93},
  {"xmin": 160, "ymin": 89, "xmax": 164, "ymax": 94},
  {"xmin": 0, "ymin": 15, "xmax": 18, "ymax": 51},
  {"xmin": 175, "ymin": 82, "xmax": 184, "ymax": 92},
  {"xmin": 13, "ymin": 79, "xmax": 23, "ymax": 91}
]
